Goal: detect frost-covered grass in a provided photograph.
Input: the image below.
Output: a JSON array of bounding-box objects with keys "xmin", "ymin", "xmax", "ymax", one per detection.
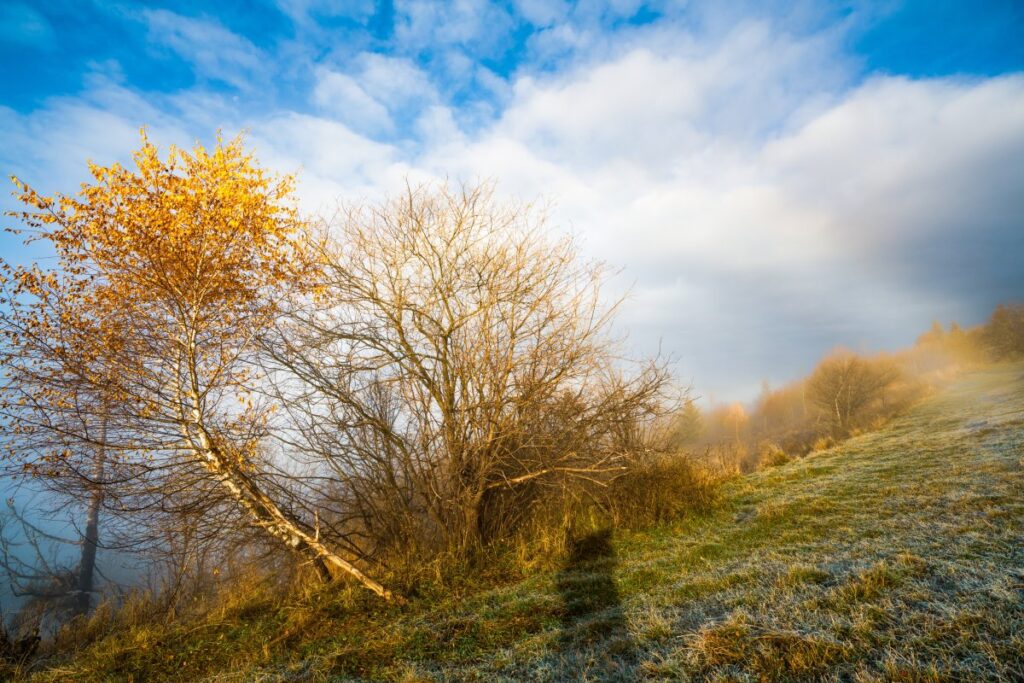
[{"xmin": 22, "ymin": 364, "xmax": 1024, "ymax": 681}]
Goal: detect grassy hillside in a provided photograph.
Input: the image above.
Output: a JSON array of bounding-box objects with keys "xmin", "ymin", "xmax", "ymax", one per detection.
[{"xmin": 27, "ymin": 364, "xmax": 1024, "ymax": 681}]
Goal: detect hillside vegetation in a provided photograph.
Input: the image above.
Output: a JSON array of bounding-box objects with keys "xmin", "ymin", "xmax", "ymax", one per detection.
[{"xmin": 19, "ymin": 363, "xmax": 1024, "ymax": 681}]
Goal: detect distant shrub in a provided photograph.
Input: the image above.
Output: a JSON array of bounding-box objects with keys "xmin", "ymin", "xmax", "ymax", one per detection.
[
  {"xmin": 672, "ymin": 341, "xmax": 946, "ymax": 471},
  {"xmin": 703, "ymin": 403, "xmax": 751, "ymax": 445},
  {"xmin": 776, "ymin": 428, "xmax": 822, "ymax": 457},
  {"xmin": 812, "ymin": 436, "xmax": 835, "ymax": 452},
  {"xmin": 911, "ymin": 320, "xmax": 986, "ymax": 371},
  {"xmin": 698, "ymin": 441, "xmax": 758, "ymax": 473},
  {"xmin": 602, "ymin": 453, "xmax": 720, "ymax": 528},
  {"xmin": 806, "ymin": 352, "xmax": 903, "ymax": 438},
  {"xmin": 664, "ymin": 400, "xmax": 704, "ymax": 448},
  {"xmin": 982, "ymin": 303, "xmax": 1024, "ymax": 360},
  {"xmin": 760, "ymin": 443, "xmax": 791, "ymax": 468}
]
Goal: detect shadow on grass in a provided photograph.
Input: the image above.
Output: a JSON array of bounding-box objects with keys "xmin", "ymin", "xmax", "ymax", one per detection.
[{"xmin": 553, "ymin": 529, "xmax": 636, "ymax": 680}]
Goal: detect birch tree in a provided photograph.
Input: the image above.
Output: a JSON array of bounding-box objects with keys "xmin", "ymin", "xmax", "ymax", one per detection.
[{"xmin": 0, "ymin": 133, "xmax": 395, "ymax": 600}]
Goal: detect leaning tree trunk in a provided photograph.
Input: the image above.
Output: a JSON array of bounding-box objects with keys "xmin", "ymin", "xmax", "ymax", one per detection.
[
  {"xmin": 175, "ymin": 325, "xmax": 396, "ymax": 601},
  {"xmin": 76, "ymin": 410, "xmax": 106, "ymax": 615},
  {"xmin": 184, "ymin": 414, "xmax": 397, "ymax": 601}
]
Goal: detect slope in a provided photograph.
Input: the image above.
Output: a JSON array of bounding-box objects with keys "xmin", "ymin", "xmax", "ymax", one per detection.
[{"xmin": 27, "ymin": 364, "xmax": 1024, "ymax": 681}]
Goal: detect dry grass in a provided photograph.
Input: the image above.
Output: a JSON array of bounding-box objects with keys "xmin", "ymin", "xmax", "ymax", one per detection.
[{"xmin": 14, "ymin": 364, "xmax": 1024, "ymax": 682}]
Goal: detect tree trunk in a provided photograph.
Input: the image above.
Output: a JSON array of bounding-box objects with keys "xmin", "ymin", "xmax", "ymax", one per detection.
[
  {"xmin": 178, "ymin": 329, "xmax": 397, "ymax": 602},
  {"xmin": 76, "ymin": 488, "xmax": 102, "ymax": 615},
  {"xmin": 190, "ymin": 425, "xmax": 397, "ymax": 601},
  {"xmin": 76, "ymin": 411, "xmax": 106, "ymax": 615}
]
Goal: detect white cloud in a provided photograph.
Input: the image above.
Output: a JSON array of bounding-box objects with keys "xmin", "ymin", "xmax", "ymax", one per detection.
[
  {"xmin": 388, "ymin": 30, "xmax": 1024, "ymax": 396},
  {"xmin": 356, "ymin": 53, "xmax": 437, "ymax": 106},
  {"xmin": 763, "ymin": 75, "xmax": 1024, "ymax": 245},
  {"xmin": 394, "ymin": 0, "xmax": 515, "ymax": 56},
  {"xmin": 142, "ymin": 10, "xmax": 266, "ymax": 89},
  {"xmin": 513, "ymin": 0, "xmax": 570, "ymax": 27},
  {"xmin": 414, "ymin": 105, "xmax": 466, "ymax": 148},
  {"xmin": 0, "ymin": 77, "xmax": 197, "ymax": 197},
  {"xmin": 493, "ymin": 21, "xmax": 849, "ymax": 174},
  {"xmin": 247, "ymin": 113, "xmax": 409, "ymax": 210},
  {"xmin": 313, "ymin": 67, "xmax": 394, "ymax": 134},
  {"xmin": 312, "ymin": 53, "xmax": 440, "ymax": 136},
  {"xmin": 274, "ymin": 0, "xmax": 376, "ymax": 27}
]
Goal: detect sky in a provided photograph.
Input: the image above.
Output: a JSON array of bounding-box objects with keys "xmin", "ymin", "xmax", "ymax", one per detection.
[{"xmin": 1, "ymin": 0, "xmax": 1023, "ymax": 402}]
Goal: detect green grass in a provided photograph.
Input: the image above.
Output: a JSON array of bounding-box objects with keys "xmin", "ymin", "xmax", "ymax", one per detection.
[{"xmin": 22, "ymin": 364, "xmax": 1024, "ymax": 681}]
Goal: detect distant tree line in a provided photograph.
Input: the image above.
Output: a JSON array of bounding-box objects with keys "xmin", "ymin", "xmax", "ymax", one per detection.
[{"xmin": 668, "ymin": 303, "xmax": 1024, "ymax": 472}]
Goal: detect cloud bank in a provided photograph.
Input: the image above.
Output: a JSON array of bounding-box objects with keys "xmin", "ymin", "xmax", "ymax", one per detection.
[{"xmin": 1, "ymin": 4, "xmax": 1022, "ymax": 400}]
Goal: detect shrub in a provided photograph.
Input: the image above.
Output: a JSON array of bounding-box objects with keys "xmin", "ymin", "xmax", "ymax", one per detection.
[
  {"xmin": 982, "ymin": 303, "xmax": 1024, "ymax": 360},
  {"xmin": 760, "ymin": 443, "xmax": 791, "ymax": 468},
  {"xmin": 270, "ymin": 182, "xmax": 675, "ymax": 588},
  {"xmin": 812, "ymin": 436, "xmax": 836, "ymax": 452},
  {"xmin": 602, "ymin": 453, "xmax": 720, "ymax": 528}
]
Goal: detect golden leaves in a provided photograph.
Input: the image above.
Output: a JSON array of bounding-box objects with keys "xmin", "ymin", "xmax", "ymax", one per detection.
[{"xmin": 2, "ymin": 130, "xmax": 311, "ymax": 476}]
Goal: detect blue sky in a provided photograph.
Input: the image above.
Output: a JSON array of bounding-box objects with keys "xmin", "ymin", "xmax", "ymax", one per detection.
[
  {"xmin": 1, "ymin": 0, "xmax": 1023, "ymax": 400},
  {"xmin": 3, "ymin": 2, "xmax": 1023, "ymax": 111}
]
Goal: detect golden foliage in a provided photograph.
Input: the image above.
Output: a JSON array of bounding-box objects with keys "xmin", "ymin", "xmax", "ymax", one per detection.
[{"xmin": 1, "ymin": 131, "xmax": 313, "ymax": 471}]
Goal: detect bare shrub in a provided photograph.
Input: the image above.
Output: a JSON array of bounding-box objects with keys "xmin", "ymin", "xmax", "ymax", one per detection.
[{"xmin": 267, "ymin": 182, "xmax": 675, "ymax": 582}]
